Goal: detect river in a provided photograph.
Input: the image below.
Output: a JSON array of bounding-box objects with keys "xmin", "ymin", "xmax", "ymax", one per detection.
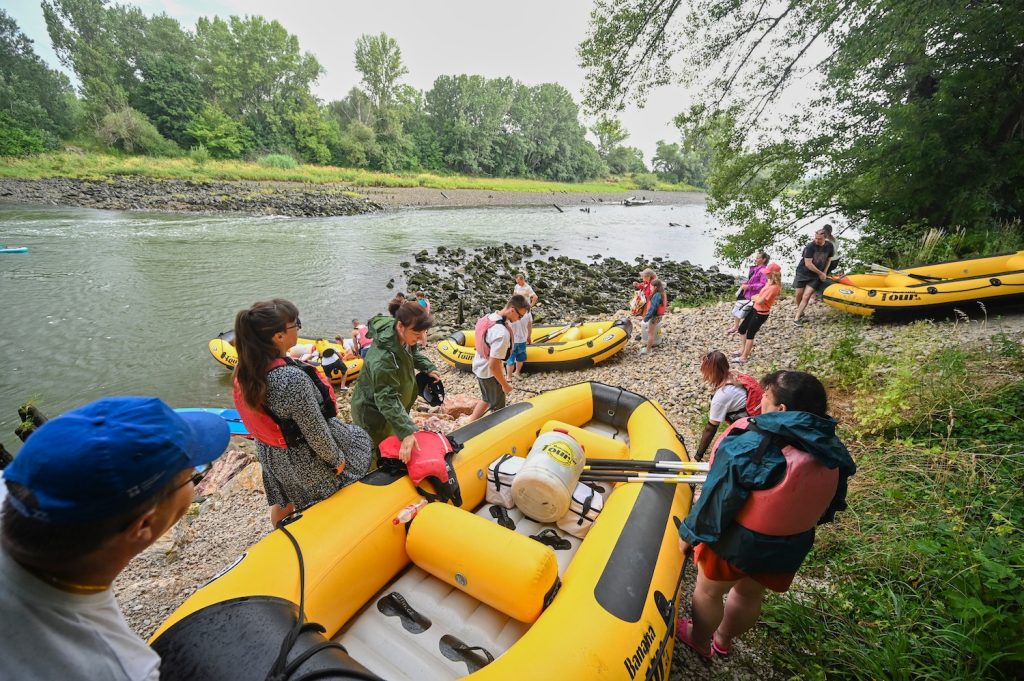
[{"xmin": 0, "ymin": 200, "xmax": 726, "ymax": 443}]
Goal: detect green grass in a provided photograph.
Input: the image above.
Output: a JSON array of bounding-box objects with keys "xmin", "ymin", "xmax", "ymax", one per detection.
[
  {"xmin": 0, "ymin": 152, "xmax": 702, "ymax": 193},
  {"xmin": 770, "ymin": 323, "xmax": 1024, "ymax": 679}
]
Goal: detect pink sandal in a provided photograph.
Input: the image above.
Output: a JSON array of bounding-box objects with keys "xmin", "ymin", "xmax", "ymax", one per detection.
[
  {"xmin": 711, "ymin": 637, "xmax": 731, "ymax": 657},
  {"xmin": 675, "ymin": 618, "xmax": 714, "ymax": 660}
]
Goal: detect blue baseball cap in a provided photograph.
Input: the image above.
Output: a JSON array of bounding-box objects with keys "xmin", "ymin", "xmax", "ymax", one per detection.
[{"xmin": 4, "ymin": 396, "xmax": 230, "ymax": 523}]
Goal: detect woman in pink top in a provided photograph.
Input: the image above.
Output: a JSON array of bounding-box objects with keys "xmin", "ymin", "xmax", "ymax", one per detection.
[{"xmin": 733, "ymin": 263, "xmax": 781, "ymax": 363}]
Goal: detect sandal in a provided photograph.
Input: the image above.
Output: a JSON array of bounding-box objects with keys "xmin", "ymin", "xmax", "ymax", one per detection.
[
  {"xmin": 711, "ymin": 636, "xmax": 731, "ymax": 658},
  {"xmin": 675, "ymin": 618, "xmax": 713, "ymax": 660}
]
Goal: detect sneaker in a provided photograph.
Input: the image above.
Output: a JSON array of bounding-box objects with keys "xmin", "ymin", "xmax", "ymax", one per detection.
[{"xmin": 793, "ymin": 317, "xmax": 805, "ymax": 325}]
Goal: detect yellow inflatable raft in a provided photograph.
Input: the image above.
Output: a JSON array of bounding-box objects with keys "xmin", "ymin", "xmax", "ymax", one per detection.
[
  {"xmin": 822, "ymin": 250, "xmax": 1024, "ymax": 318},
  {"xmin": 150, "ymin": 382, "xmax": 692, "ymax": 681},
  {"xmin": 208, "ymin": 330, "xmax": 363, "ymax": 383},
  {"xmin": 437, "ymin": 319, "xmax": 632, "ymax": 372}
]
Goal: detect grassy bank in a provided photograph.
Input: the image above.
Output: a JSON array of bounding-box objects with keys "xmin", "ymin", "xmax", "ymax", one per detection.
[
  {"xmin": 761, "ymin": 320, "xmax": 1024, "ymax": 679},
  {"xmin": 0, "ymin": 152, "xmax": 700, "ymax": 193}
]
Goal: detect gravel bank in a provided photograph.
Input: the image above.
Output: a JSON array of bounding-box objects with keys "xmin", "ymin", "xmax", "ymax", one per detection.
[
  {"xmin": 0, "ymin": 175, "xmax": 704, "ymax": 215},
  {"xmin": 115, "ymin": 297, "xmax": 1024, "ymax": 679}
]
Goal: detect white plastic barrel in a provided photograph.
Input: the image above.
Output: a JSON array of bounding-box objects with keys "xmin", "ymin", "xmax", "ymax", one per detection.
[{"xmin": 511, "ymin": 430, "xmax": 585, "ymax": 522}]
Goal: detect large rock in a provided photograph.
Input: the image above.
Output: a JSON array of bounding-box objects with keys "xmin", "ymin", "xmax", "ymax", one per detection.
[
  {"xmin": 195, "ymin": 447, "xmax": 254, "ymax": 497},
  {"xmin": 441, "ymin": 393, "xmax": 480, "ymax": 417}
]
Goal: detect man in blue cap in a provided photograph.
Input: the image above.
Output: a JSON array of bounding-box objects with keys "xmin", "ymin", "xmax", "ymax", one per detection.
[{"xmin": 0, "ymin": 396, "xmax": 230, "ymax": 680}]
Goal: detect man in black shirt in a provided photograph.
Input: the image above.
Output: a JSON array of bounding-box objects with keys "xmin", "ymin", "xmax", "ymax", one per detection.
[{"xmin": 793, "ymin": 228, "xmax": 834, "ymax": 323}]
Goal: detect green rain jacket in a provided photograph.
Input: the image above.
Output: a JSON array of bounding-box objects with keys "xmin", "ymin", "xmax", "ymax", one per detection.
[
  {"xmin": 350, "ymin": 314, "xmax": 437, "ymax": 446},
  {"xmin": 679, "ymin": 410, "xmax": 856, "ymax": 575}
]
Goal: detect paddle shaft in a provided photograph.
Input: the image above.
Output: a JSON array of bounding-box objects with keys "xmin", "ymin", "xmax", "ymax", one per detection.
[
  {"xmin": 585, "ymin": 458, "xmax": 709, "ymax": 472},
  {"xmin": 580, "ymin": 472, "xmax": 706, "ymax": 485}
]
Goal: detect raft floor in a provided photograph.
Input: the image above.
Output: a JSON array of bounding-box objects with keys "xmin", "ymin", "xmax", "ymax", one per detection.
[{"xmin": 335, "ymin": 420, "xmax": 626, "ymax": 680}]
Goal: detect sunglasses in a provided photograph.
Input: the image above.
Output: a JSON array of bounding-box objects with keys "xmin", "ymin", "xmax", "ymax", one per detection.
[
  {"xmin": 285, "ymin": 318, "xmax": 302, "ymax": 331},
  {"xmin": 175, "ymin": 468, "xmax": 206, "ymax": 492}
]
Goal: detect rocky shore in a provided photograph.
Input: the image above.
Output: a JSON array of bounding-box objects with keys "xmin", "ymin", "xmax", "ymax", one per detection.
[
  {"xmin": 402, "ymin": 244, "xmax": 737, "ymax": 332},
  {"xmin": 115, "ymin": 292, "xmax": 1024, "ymax": 680},
  {"xmin": 0, "ymin": 175, "xmax": 704, "ymax": 216}
]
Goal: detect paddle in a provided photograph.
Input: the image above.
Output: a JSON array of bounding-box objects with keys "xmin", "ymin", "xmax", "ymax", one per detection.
[
  {"xmin": 580, "ymin": 471, "xmax": 707, "ymax": 485},
  {"xmin": 584, "ymin": 458, "xmax": 709, "ymax": 473},
  {"xmin": 531, "ymin": 323, "xmax": 574, "ymax": 344},
  {"xmin": 868, "ymin": 263, "xmax": 943, "ymax": 282}
]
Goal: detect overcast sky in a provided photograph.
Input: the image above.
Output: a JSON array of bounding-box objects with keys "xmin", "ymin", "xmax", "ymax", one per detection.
[{"xmin": 6, "ymin": 0, "xmax": 688, "ymax": 162}]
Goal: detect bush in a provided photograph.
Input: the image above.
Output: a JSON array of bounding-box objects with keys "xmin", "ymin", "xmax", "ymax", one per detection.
[
  {"xmin": 189, "ymin": 144, "xmax": 210, "ymax": 166},
  {"xmin": 257, "ymin": 153, "xmax": 298, "ymax": 169},
  {"xmin": 97, "ymin": 108, "xmax": 178, "ymax": 156},
  {"xmin": 185, "ymin": 105, "xmax": 252, "ymax": 159},
  {"xmin": 0, "ymin": 113, "xmax": 49, "ymax": 156},
  {"xmin": 634, "ymin": 172, "xmax": 658, "ymax": 190}
]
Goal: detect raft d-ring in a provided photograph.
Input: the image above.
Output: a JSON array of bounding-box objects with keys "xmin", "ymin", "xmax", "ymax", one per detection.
[
  {"xmin": 547, "ymin": 347, "xmax": 554, "ymax": 354},
  {"xmin": 927, "ymin": 286, "xmax": 938, "ymax": 294},
  {"xmin": 867, "ymin": 290, "xmax": 877, "ymax": 297},
  {"xmin": 455, "ymin": 572, "xmax": 468, "ymax": 587},
  {"xmin": 587, "ymin": 340, "xmax": 594, "ymax": 348},
  {"xmin": 990, "ymin": 278, "xmax": 1002, "ymax": 286}
]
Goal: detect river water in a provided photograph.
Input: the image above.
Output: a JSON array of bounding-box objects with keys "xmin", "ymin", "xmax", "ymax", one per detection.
[{"xmin": 0, "ymin": 200, "xmax": 726, "ymax": 443}]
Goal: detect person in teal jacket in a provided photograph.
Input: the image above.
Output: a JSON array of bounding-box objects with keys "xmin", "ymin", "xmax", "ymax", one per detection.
[
  {"xmin": 350, "ymin": 299, "xmax": 440, "ymax": 462},
  {"xmin": 676, "ymin": 370, "xmax": 856, "ymax": 659}
]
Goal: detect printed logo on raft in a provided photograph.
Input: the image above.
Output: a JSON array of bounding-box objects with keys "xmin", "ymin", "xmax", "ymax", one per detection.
[
  {"xmin": 220, "ymin": 353, "xmax": 238, "ymax": 367},
  {"xmin": 543, "ymin": 441, "xmax": 580, "ymax": 468},
  {"xmin": 624, "ymin": 624, "xmax": 657, "ymax": 679},
  {"xmin": 880, "ymin": 292, "xmax": 921, "ymax": 302}
]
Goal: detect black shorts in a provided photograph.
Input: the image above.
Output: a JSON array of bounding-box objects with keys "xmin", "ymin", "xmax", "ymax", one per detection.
[
  {"xmin": 794, "ymin": 273, "xmax": 828, "ymax": 293},
  {"xmin": 738, "ymin": 311, "xmax": 770, "ymax": 340},
  {"xmin": 477, "ymin": 376, "xmax": 506, "ymax": 413}
]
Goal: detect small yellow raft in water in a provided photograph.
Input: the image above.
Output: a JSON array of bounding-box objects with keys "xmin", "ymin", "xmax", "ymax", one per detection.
[
  {"xmin": 437, "ymin": 319, "xmax": 632, "ymax": 372},
  {"xmin": 150, "ymin": 381, "xmax": 692, "ymax": 681},
  {"xmin": 822, "ymin": 250, "xmax": 1024, "ymax": 318}
]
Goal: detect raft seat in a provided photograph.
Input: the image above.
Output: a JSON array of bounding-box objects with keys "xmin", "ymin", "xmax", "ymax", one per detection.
[{"xmin": 335, "ymin": 503, "xmax": 589, "ymax": 681}]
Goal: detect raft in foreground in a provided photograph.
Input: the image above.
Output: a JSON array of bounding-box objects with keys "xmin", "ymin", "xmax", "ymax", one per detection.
[
  {"xmin": 822, "ymin": 250, "xmax": 1024, "ymax": 318},
  {"xmin": 437, "ymin": 319, "xmax": 631, "ymax": 372},
  {"xmin": 208, "ymin": 329, "xmax": 363, "ymax": 383},
  {"xmin": 150, "ymin": 382, "xmax": 691, "ymax": 680}
]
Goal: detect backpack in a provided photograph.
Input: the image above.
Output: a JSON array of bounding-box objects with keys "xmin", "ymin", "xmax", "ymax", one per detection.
[
  {"xmin": 474, "ymin": 314, "xmax": 510, "ymax": 360},
  {"xmin": 725, "ymin": 373, "xmax": 764, "ymax": 423}
]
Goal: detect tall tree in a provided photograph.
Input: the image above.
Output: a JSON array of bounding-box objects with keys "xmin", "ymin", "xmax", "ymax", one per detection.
[
  {"xmin": 580, "ymin": 0, "xmax": 1024, "ymax": 264},
  {"xmin": 353, "ymin": 33, "xmax": 408, "ymax": 113},
  {"xmin": 0, "ymin": 9, "xmax": 76, "ymax": 149},
  {"xmin": 590, "ymin": 117, "xmax": 628, "ymax": 157}
]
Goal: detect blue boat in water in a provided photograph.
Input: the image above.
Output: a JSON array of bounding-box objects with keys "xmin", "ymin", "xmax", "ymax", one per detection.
[
  {"xmin": 0, "ymin": 246, "xmax": 29, "ymax": 254},
  {"xmin": 174, "ymin": 407, "xmax": 250, "ymax": 438}
]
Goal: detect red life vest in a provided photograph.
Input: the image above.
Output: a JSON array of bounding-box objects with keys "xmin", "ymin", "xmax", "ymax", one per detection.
[
  {"xmin": 711, "ymin": 417, "xmax": 839, "ymax": 536},
  {"xmin": 474, "ymin": 314, "xmax": 512, "ymax": 360},
  {"xmin": 635, "ymin": 281, "xmax": 654, "ymax": 315},
  {"xmin": 653, "ymin": 292, "xmax": 666, "ymax": 316},
  {"xmin": 233, "ymin": 358, "xmax": 338, "ymax": 448},
  {"xmin": 721, "ymin": 373, "xmax": 764, "ymax": 423},
  {"xmin": 355, "ymin": 324, "xmax": 372, "ymax": 349}
]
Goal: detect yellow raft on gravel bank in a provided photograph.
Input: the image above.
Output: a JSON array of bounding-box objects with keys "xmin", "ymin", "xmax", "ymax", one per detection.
[
  {"xmin": 208, "ymin": 329, "xmax": 363, "ymax": 383},
  {"xmin": 822, "ymin": 250, "xmax": 1024, "ymax": 318},
  {"xmin": 437, "ymin": 319, "xmax": 632, "ymax": 372},
  {"xmin": 150, "ymin": 382, "xmax": 691, "ymax": 681}
]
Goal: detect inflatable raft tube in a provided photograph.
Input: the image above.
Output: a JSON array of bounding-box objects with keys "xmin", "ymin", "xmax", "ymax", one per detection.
[
  {"xmin": 151, "ymin": 382, "xmax": 693, "ymax": 680},
  {"xmin": 437, "ymin": 319, "xmax": 632, "ymax": 373},
  {"xmin": 208, "ymin": 329, "xmax": 363, "ymax": 384},
  {"xmin": 822, "ymin": 250, "xmax": 1024, "ymax": 318}
]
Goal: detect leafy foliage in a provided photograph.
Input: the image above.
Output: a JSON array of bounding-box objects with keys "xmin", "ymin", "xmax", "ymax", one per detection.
[
  {"xmin": 581, "ymin": 0, "xmax": 1024, "ymax": 265},
  {"xmin": 96, "ymin": 107, "xmax": 177, "ymax": 155},
  {"xmin": 185, "ymin": 105, "xmax": 252, "ymax": 159},
  {"xmin": 257, "ymin": 153, "xmax": 297, "ymax": 169}
]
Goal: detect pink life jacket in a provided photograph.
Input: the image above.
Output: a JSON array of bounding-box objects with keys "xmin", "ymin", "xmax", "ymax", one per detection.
[
  {"xmin": 711, "ymin": 417, "xmax": 839, "ymax": 536},
  {"xmin": 233, "ymin": 358, "xmax": 337, "ymax": 448},
  {"xmin": 474, "ymin": 314, "xmax": 512, "ymax": 360},
  {"xmin": 355, "ymin": 324, "xmax": 372, "ymax": 349}
]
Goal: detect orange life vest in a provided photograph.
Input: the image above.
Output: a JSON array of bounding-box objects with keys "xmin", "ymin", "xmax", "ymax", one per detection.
[
  {"xmin": 233, "ymin": 358, "xmax": 337, "ymax": 448},
  {"xmin": 711, "ymin": 417, "xmax": 839, "ymax": 536}
]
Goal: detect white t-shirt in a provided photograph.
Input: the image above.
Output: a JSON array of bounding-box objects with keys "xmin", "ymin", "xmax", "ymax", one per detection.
[
  {"xmin": 509, "ymin": 311, "xmax": 532, "ymax": 344},
  {"xmin": 514, "ymin": 283, "xmax": 537, "ymax": 303},
  {"xmin": 472, "ymin": 313, "xmax": 511, "ymax": 379},
  {"xmin": 0, "ymin": 547, "xmax": 161, "ymax": 680},
  {"xmin": 709, "ymin": 384, "xmax": 748, "ymax": 424}
]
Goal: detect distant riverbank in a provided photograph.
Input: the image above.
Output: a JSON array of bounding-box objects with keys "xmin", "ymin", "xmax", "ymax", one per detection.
[{"xmin": 0, "ymin": 175, "xmax": 703, "ymax": 217}]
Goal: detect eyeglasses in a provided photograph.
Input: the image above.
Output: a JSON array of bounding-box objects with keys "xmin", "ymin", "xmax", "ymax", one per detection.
[
  {"xmin": 285, "ymin": 318, "xmax": 302, "ymax": 331},
  {"xmin": 175, "ymin": 468, "xmax": 206, "ymax": 492}
]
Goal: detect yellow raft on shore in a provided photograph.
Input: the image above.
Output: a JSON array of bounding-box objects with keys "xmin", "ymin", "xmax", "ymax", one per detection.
[
  {"xmin": 150, "ymin": 382, "xmax": 691, "ymax": 681},
  {"xmin": 437, "ymin": 319, "xmax": 632, "ymax": 372},
  {"xmin": 822, "ymin": 250, "xmax": 1024, "ymax": 318},
  {"xmin": 208, "ymin": 329, "xmax": 363, "ymax": 383}
]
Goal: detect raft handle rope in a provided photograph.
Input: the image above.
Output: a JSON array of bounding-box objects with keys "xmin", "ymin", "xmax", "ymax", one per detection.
[{"xmin": 267, "ymin": 514, "xmax": 381, "ymax": 681}]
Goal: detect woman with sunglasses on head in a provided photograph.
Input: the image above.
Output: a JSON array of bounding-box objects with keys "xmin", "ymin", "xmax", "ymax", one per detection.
[
  {"xmin": 350, "ymin": 299, "xmax": 441, "ymax": 464},
  {"xmin": 233, "ymin": 299, "xmax": 373, "ymax": 527}
]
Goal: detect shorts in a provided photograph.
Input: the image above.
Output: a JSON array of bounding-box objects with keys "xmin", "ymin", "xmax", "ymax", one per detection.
[
  {"xmin": 794, "ymin": 273, "xmax": 828, "ymax": 293},
  {"xmin": 730, "ymin": 300, "xmax": 753, "ymax": 320},
  {"xmin": 506, "ymin": 342, "xmax": 527, "ymax": 364},
  {"xmin": 477, "ymin": 376, "xmax": 506, "ymax": 413},
  {"xmin": 694, "ymin": 543, "xmax": 796, "ymax": 593},
  {"xmin": 359, "ymin": 346, "xmax": 370, "ymax": 359},
  {"xmin": 738, "ymin": 311, "xmax": 770, "ymax": 340}
]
